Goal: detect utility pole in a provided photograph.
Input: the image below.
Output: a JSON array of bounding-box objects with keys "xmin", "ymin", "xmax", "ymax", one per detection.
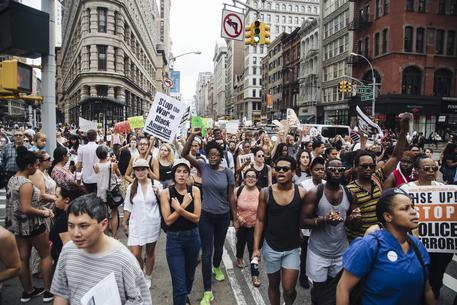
[{"xmin": 41, "ymin": 0, "xmax": 57, "ymax": 155}]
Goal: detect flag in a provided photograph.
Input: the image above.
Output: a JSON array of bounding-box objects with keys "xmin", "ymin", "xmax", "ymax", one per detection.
[{"xmin": 356, "ymin": 106, "xmax": 382, "ymax": 136}]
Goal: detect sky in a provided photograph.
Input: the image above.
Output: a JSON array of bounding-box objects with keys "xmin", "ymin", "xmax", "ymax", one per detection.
[{"xmin": 21, "ymin": 0, "xmax": 228, "ymax": 101}]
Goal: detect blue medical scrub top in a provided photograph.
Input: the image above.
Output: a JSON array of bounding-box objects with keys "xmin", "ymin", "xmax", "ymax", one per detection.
[{"xmin": 343, "ymin": 229, "xmax": 430, "ymax": 305}]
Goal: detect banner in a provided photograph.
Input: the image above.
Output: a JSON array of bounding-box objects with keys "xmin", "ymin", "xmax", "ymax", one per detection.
[
  {"xmin": 114, "ymin": 121, "xmax": 131, "ymax": 134},
  {"xmin": 356, "ymin": 106, "xmax": 382, "ymax": 136},
  {"xmin": 287, "ymin": 108, "xmax": 300, "ymax": 128},
  {"xmin": 79, "ymin": 117, "xmax": 98, "ymax": 132},
  {"xmin": 127, "ymin": 116, "xmax": 144, "ymax": 129},
  {"xmin": 402, "ymin": 184, "xmax": 457, "ymax": 253},
  {"xmin": 143, "ymin": 92, "xmax": 188, "ymax": 143}
]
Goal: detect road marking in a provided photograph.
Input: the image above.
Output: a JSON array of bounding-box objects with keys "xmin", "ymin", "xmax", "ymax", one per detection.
[
  {"xmin": 226, "ymin": 228, "xmax": 267, "ymax": 305},
  {"xmin": 222, "ymin": 248, "xmax": 248, "ymax": 305},
  {"xmin": 444, "ymin": 274, "xmax": 457, "ymax": 292}
]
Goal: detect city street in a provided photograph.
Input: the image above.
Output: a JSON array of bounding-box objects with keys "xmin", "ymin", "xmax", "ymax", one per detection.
[{"xmin": 0, "ymin": 187, "xmax": 456, "ymax": 304}]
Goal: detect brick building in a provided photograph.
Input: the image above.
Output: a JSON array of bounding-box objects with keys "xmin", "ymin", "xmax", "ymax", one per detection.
[
  {"xmin": 349, "ymin": 0, "xmax": 457, "ymax": 136},
  {"xmin": 282, "ymin": 28, "xmax": 301, "ymax": 114}
]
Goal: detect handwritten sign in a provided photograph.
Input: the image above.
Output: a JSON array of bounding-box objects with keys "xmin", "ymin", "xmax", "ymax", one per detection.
[
  {"xmin": 114, "ymin": 121, "xmax": 131, "ymax": 134},
  {"xmin": 128, "ymin": 116, "xmax": 144, "ymax": 129},
  {"xmin": 239, "ymin": 153, "xmax": 254, "ymax": 166},
  {"xmin": 143, "ymin": 93, "xmax": 188, "ymax": 143},
  {"xmin": 225, "ymin": 121, "xmax": 239, "ymax": 134},
  {"xmin": 401, "ymin": 184, "xmax": 457, "ymax": 253}
]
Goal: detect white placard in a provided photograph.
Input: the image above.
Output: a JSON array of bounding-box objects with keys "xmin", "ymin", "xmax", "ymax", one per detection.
[
  {"xmin": 356, "ymin": 106, "xmax": 382, "ymax": 136},
  {"xmin": 80, "ymin": 272, "xmax": 122, "ymax": 305},
  {"xmin": 143, "ymin": 93, "xmax": 189, "ymax": 143},
  {"xmin": 79, "ymin": 117, "xmax": 98, "ymax": 132},
  {"xmin": 287, "ymin": 108, "xmax": 300, "ymax": 128},
  {"xmin": 226, "ymin": 121, "xmax": 239, "ymax": 134},
  {"xmin": 239, "ymin": 153, "xmax": 254, "ymax": 165}
]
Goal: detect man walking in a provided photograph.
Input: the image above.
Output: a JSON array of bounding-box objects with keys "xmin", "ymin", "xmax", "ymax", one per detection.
[
  {"xmin": 0, "ymin": 130, "xmax": 27, "ymax": 187},
  {"xmin": 253, "ymin": 155, "xmax": 306, "ymax": 305},
  {"xmin": 76, "ymin": 129, "xmax": 99, "ymax": 193},
  {"xmin": 51, "ymin": 193, "xmax": 151, "ymax": 305}
]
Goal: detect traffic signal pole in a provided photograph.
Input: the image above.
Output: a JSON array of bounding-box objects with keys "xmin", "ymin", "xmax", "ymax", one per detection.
[{"xmin": 41, "ymin": 0, "xmax": 57, "ymax": 155}]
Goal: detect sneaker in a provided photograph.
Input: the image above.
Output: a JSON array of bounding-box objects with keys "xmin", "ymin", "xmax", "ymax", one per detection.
[
  {"xmin": 144, "ymin": 274, "xmax": 152, "ymax": 289},
  {"xmin": 199, "ymin": 291, "xmax": 214, "ymax": 305},
  {"xmin": 43, "ymin": 291, "xmax": 54, "ymax": 303},
  {"xmin": 20, "ymin": 287, "xmax": 44, "ymax": 303},
  {"xmin": 212, "ymin": 267, "xmax": 225, "ymax": 281}
]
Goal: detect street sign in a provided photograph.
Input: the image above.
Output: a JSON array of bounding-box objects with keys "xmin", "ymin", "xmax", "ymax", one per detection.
[
  {"xmin": 356, "ymin": 86, "xmax": 372, "ymax": 94},
  {"xmin": 361, "ymin": 94, "xmax": 372, "ymax": 102},
  {"xmin": 221, "ymin": 9, "xmax": 245, "ymax": 41},
  {"xmin": 163, "ymin": 78, "xmax": 173, "ymax": 88}
]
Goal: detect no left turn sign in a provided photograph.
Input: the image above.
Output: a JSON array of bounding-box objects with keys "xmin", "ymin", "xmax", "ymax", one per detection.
[{"xmin": 221, "ymin": 9, "xmax": 245, "ymax": 41}]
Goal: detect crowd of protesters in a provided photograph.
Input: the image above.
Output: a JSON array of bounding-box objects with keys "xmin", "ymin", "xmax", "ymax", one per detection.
[{"xmin": 0, "ymin": 116, "xmax": 456, "ymax": 305}]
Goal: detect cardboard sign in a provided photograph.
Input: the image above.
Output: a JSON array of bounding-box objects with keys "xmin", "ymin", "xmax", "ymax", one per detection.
[
  {"xmin": 143, "ymin": 93, "xmax": 188, "ymax": 143},
  {"xmin": 287, "ymin": 108, "xmax": 300, "ymax": 128},
  {"xmin": 128, "ymin": 116, "xmax": 144, "ymax": 129},
  {"xmin": 226, "ymin": 121, "xmax": 239, "ymax": 134},
  {"xmin": 239, "ymin": 153, "xmax": 254, "ymax": 166},
  {"xmin": 114, "ymin": 121, "xmax": 131, "ymax": 134},
  {"xmin": 356, "ymin": 106, "xmax": 382, "ymax": 136},
  {"xmin": 79, "ymin": 117, "xmax": 98, "ymax": 132},
  {"xmin": 401, "ymin": 184, "xmax": 457, "ymax": 253},
  {"xmin": 191, "ymin": 116, "xmax": 207, "ymax": 137}
]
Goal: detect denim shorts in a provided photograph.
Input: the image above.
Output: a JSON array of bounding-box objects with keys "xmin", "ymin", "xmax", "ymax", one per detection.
[{"xmin": 262, "ymin": 240, "xmax": 300, "ymax": 274}]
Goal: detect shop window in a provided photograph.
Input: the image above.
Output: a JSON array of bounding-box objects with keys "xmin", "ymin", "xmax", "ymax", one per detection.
[
  {"xmin": 434, "ymin": 69, "xmax": 452, "ymax": 96},
  {"xmin": 402, "ymin": 66, "xmax": 422, "ymax": 95}
]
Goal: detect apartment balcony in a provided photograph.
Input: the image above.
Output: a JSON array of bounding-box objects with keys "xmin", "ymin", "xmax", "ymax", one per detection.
[{"xmin": 348, "ymin": 14, "xmax": 372, "ymax": 31}]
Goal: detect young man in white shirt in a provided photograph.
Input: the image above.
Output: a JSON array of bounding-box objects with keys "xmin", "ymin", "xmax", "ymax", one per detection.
[{"xmin": 77, "ymin": 129, "xmax": 99, "ymax": 193}]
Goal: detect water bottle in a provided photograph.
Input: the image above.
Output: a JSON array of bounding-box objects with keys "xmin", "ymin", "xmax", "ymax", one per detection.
[{"xmin": 251, "ymin": 257, "xmax": 259, "ymax": 272}]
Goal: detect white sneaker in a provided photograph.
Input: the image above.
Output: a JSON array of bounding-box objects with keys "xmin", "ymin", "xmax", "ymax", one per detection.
[{"xmin": 144, "ymin": 274, "xmax": 152, "ymax": 289}]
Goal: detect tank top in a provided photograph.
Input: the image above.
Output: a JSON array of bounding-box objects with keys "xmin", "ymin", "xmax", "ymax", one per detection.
[
  {"xmin": 393, "ymin": 168, "xmax": 412, "ymax": 187},
  {"xmin": 308, "ymin": 184, "xmax": 350, "ymax": 259},
  {"xmin": 264, "ymin": 185, "xmax": 301, "ymax": 251},
  {"xmin": 166, "ymin": 185, "xmax": 197, "ymax": 232},
  {"xmin": 236, "ymin": 187, "xmax": 260, "ymax": 228},
  {"xmin": 159, "ymin": 161, "xmax": 173, "ymax": 182},
  {"xmin": 252, "ymin": 164, "xmax": 269, "ymax": 188}
]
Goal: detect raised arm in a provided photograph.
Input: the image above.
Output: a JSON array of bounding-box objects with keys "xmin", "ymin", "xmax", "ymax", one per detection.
[
  {"xmin": 182, "ymin": 131, "xmax": 201, "ymax": 171},
  {"xmin": 382, "ymin": 114, "xmax": 410, "ymax": 177}
]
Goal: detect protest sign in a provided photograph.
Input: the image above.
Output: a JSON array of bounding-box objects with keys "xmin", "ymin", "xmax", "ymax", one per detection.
[
  {"xmin": 143, "ymin": 92, "xmax": 188, "ymax": 143},
  {"xmin": 176, "ymin": 106, "xmax": 190, "ymax": 140},
  {"xmin": 356, "ymin": 106, "xmax": 382, "ymax": 136},
  {"xmin": 80, "ymin": 272, "xmax": 121, "ymax": 305},
  {"xmin": 225, "ymin": 121, "xmax": 239, "ymax": 134},
  {"xmin": 401, "ymin": 184, "xmax": 457, "ymax": 253},
  {"xmin": 287, "ymin": 108, "xmax": 300, "ymax": 128},
  {"xmin": 79, "ymin": 117, "xmax": 98, "ymax": 132},
  {"xmin": 128, "ymin": 116, "xmax": 144, "ymax": 129},
  {"xmin": 191, "ymin": 116, "xmax": 207, "ymax": 137},
  {"xmin": 114, "ymin": 121, "xmax": 131, "ymax": 134},
  {"xmin": 239, "ymin": 153, "xmax": 254, "ymax": 166}
]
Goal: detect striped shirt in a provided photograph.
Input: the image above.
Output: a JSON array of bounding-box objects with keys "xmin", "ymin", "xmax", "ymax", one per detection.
[
  {"xmin": 346, "ymin": 168, "xmax": 386, "ymax": 241},
  {"xmin": 51, "ymin": 238, "xmax": 152, "ymax": 305}
]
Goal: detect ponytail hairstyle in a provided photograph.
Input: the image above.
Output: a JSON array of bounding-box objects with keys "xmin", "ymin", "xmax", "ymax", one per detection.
[{"xmin": 130, "ymin": 178, "xmax": 139, "ymax": 203}]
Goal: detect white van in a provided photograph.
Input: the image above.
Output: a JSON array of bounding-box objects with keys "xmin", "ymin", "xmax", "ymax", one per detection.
[{"xmin": 302, "ymin": 124, "xmax": 351, "ymax": 142}]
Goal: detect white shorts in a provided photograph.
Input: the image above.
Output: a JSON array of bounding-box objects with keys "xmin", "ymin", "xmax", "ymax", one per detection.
[{"xmin": 306, "ymin": 248, "xmax": 343, "ymax": 283}]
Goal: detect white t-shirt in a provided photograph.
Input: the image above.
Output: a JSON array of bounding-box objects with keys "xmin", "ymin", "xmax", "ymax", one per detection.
[{"xmin": 77, "ymin": 142, "xmax": 99, "ymax": 184}]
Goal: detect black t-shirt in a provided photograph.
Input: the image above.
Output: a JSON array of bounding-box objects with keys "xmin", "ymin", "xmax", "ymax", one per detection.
[
  {"xmin": 445, "ymin": 153, "xmax": 457, "ymax": 168},
  {"xmin": 49, "ymin": 208, "xmax": 68, "ymax": 262}
]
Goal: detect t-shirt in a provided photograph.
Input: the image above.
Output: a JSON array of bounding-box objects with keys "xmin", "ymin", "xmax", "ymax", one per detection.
[
  {"xmin": 51, "ymin": 239, "xmax": 152, "ymax": 305},
  {"xmin": 343, "ymin": 229, "xmax": 430, "ymax": 305},
  {"xmin": 346, "ymin": 168, "xmax": 386, "ymax": 241},
  {"xmin": 49, "ymin": 208, "xmax": 68, "ymax": 262},
  {"xmin": 236, "ymin": 187, "xmax": 259, "ymax": 228},
  {"xmin": 198, "ymin": 160, "xmax": 235, "ymax": 214}
]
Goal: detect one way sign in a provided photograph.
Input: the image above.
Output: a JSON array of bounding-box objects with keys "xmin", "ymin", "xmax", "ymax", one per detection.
[{"xmin": 221, "ymin": 9, "xmax": 245, "ymax": 41}]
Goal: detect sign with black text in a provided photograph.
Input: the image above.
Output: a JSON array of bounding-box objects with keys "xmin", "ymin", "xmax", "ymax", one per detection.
[
  {"xmin": 402, "ymin": 184, "xmax": 457, "ymax": 253},
  {"xmin": 143, "ymin": 93, "xmax": 188, "ymax": 143}
]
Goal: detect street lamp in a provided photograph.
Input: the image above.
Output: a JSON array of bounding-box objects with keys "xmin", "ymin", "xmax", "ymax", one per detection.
[
  {"xmin": 350, "ymin": 52, "xmax": 376, "ymax": 117},
  {"xmin": 169, "ymin": 51, "xmax": 202, "ymax": 62}
]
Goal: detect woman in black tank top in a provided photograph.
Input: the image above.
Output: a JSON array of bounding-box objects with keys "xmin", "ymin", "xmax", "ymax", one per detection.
[
  {"xmin": 160, "ymin": 159, "xmax": 201, "ymax": 305},
  {"xmin": 152, "ymin": 143, "xmax": 174, "ymax": 188},
  {"xmin": 250, "ymin": 147, "xmax": 272, "ymax": 188}
]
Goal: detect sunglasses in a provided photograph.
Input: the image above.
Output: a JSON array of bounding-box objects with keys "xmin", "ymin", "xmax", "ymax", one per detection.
[
  {"xmin": 327, "ymin": 166, "xmax": 346, "ymax": 173},
  {"xmin": 275, "ymin": 166, "xmax": 291, "ymax": 172},
  {"xmin": 421, "ymin": 165, "xmax": 438, "ymax": 172},
  {"xmin": 256, "ymin": 154, "xmax": 264, "ymax": 158},
  {"xmin": 41, "ymin": 157, "xmax": 51, "ymax": 162},
  {"xmin": 400, "ymin": 159, "xmax": 413, "ymax": 164},
  {"xmin": 359, "ymin": 164, "xmax": 376, "ymax": 170},
  {"xmin": 23, "ymin": 139, "xmax": 29, "ymax": 143},
  {"xmin": 245, "ymin": 175, "xmax": 257, "ymax": 179}
]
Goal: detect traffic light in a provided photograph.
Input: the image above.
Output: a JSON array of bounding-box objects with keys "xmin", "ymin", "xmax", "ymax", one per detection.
[
  {"xmin": 346, "ymin": 82, "xmax": 352, "ymax": 93},
  {"xmin": 0, "ymin": 59, "xmax": 32, "ymax": 94},
  {"xmin": 245, "ymin": 21, "xmax": 255, "ymax": 45},
  {"xmin": 260, "ymin": 22, "xmax": 271, "ymax": 45},
  {"xmin": 339, "ymin": 81, "xmax": 346, "ymax": 93},
  {"xmin": 253, "ymin": 20, "xmax": 261, "ymax": 44}
]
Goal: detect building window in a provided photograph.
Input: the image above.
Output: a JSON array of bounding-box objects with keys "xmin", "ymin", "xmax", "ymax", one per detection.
[
  {"xmin": 376, "ymin": 0, "xmax": 382, "ymax": 17},
  {"xmin": 438, "ymin": 0, "xmax": 446, "ymax": 14},
  {"xmin": 97, "ymin": 7, "xmax": 107, "ymax": 33},
  {"xmin": 97, "ymin": 45, "xmax": 107, "ymax": 71},
  {"xmin": 113, "ymin": 11, "xmax": 118, "ymax": 35},
  {"xmin": 253, "ymin": 78, "xmax": 256, "ymax": 86},
  {"xmin": 87, "ymin": 46, "xmax": 91, "ymax": 68},
  {"xmin": 451, "ymin": 0, "xmax": 457, "ymax": 15},
  {"xmin": 113, "ymin": 47, "xmax": 117, "ymax": 72},
  {"xmin": 364, "ymin": 37, "xmax": 369, "ymax": 57},
  {"xmin": 374, "ymin": 32, "xmax": 380, "ymax": 56},
  {"xmin": 436, "ymin": 29, "xmax": 445, "ymax": 54},
  {"xmin": 448, "ymin": 31, "xmax": 456, "ymax": 55},
  {"xmin": 252, "ymin": 89, "xmax": 256, "ymax": 97},
  {"xmin": 404, "ymin": 26, "xmax": 413, "ymax": 52},
  {"xmin": 382, "ymin": 29, "xmax": 388, "ymax": 53},
  {"xmin": 434, "ymin": 69, "xmax": 452, "ymax": 96},
  {"xmin": 402, "ymin": 66, "xmax": 422, "ymax": 95},
  {"xmin": 96, "ymin": 85, "xmax": 108, "ymax": 96},
  {"xmin": 406, "ymin": 0, "xmax": 414, "ymax": 11},
  {"xmin": 384, "ymin": 0, "xmax": 390, "ymax": 15},
  {"xmin": 418, "ymin": 0, "xmax": 426, "ymax": 12},
  {"xmin": 416, "ymin": 28, "xmax": 425, "ymax": 53}
]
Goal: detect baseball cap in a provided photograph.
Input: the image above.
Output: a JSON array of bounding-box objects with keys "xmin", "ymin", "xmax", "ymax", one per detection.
[
  {"xmin": 173, "ymin": 158, "xmax": 191, "ymax": 170},
  {"xmin": 132, "ymin": 158, "xmax": 150, "ymax": 169}
]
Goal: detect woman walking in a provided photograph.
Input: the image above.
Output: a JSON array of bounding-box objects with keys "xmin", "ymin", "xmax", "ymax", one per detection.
[
  {"xmin": 5, "ymin": 147, "xmax": 54, "ymax": 303},
  {"xmin": 160, "ymin": 159, "xmax": 202, "ymax": 305},
  {"xmin": 50, "ymin": 146, "xmax": 75, "ymax": 186},
  {"xmin": 293, "ymin": 149, "xmax": 311, "ymax": 185},
  {"xmin": 151, "ymin": 143, "xmax": 175, "ymax": 188},
  {"xmin": 234, "ymin": 168, "xmax": 261, "ymax": 287},
  {"xmin": 182, "ymin": 131, "xmax": 236, "ymax": 305},
  {"xmin": 124, "ymin": 137, "xmax": 153, "ymax": 183},
  {"xmin": 250, "ymin": 147, "xmax": 272, "ymax": 188},
  {"xmin": 122, "ymin": 158, "xmax": 162, "ymax": 289}
]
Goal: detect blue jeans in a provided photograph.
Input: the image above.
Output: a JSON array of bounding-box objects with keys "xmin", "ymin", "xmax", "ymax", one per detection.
[
  {"xmin": 199, "ymin": 210, "xmax": 230, "ymax": 291},
  {"xmin": 166, "ymin": 227, "xmax": 201, "ymax": 305}
]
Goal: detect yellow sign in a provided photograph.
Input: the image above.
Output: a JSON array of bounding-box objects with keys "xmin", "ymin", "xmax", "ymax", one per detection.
[{"xmin": 128, "ymin": 116, "xmax": 145, "ymax": 129}]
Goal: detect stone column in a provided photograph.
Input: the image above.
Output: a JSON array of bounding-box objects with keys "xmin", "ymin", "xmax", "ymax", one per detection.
[
  {"xmin": 82, "ymin": 45, "xmax": 90, "ymax": 72},
  {"xmin": 117, "ymin": 13, "xmax": 125, "ymax": 39},
  {"xmin": 82, "ymin": 7, "xmax": 90, "ymax": 35},
  {"xmin": 116, "ymin": 48, "xmax": 124, "ymax": 73},
  {"xmin": 108, "ymin": 86, "xmax": 115, "ymax": 98},
  {"xmin": 81, "ymin": 85, "xmax": 89, "ymax": 99},
  {"xmin": 90, "ymin": 7, "xmax": 97, "ymax": 33},
  {"xmin": 107, "ymin": 9, "xmax": 115, "ymax": 35},
  {"xmin": 90, "ymin": 85, "xmax": 97, "ymax": 97},
  {"xmin": 107, "ymin": 45, "xmax": 115, "ymax": 72},
  {"xmin": 90, "ymin": 45, "xmax": 97, "ymax": 71}
]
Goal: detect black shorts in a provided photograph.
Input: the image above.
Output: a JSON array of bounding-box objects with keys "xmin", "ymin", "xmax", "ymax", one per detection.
[{"xmin": 17, "ymin": 224, "xmax": 47, "ymax": 239}]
